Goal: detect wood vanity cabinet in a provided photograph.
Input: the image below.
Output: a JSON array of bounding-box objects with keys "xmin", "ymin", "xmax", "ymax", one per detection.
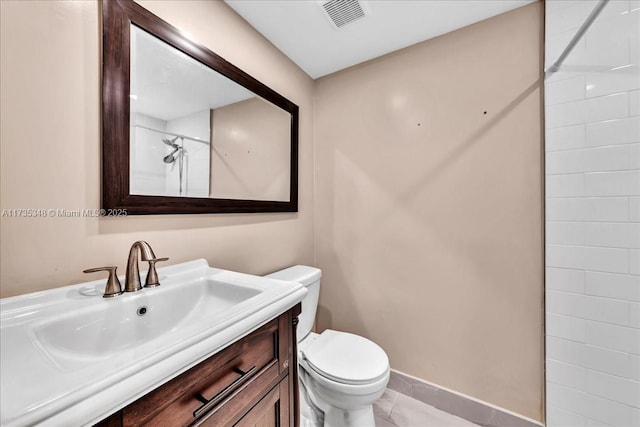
[{"xmin": 95, "ymin": 304, "xmax": 300, "ymax": 427}]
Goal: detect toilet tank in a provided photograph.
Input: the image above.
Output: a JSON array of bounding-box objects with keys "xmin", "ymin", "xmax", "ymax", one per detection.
[{"xmin": 265, "ymin": 265, "xmax": 321, "ymax": 341}]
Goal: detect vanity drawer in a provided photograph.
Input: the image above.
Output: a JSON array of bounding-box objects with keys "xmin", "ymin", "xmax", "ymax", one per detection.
[
  {"xmin": 122, "ymin": 319, "xmax": 280, "ymax": 427},
  {"xmin": 224, "ymin": 379, "xmax": 288, "ymax": 427},
  {"xmin": 193, "ymin": 364, "xmax": 285, "ymax": 427}
]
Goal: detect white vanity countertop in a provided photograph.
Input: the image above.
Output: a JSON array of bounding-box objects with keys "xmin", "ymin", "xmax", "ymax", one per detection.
[{"xmin": 0, "ymin": 259, "xmax": 307, "ymax": 426}]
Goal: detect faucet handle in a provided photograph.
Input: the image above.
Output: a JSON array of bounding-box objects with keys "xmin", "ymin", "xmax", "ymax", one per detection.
[
  {"xmin": 83, "ymin": 266, "xmax": 123, "ymax": 298},
  {"xmin": 144, "ymin": 257, "xmax": 169, "ymax": 288}
]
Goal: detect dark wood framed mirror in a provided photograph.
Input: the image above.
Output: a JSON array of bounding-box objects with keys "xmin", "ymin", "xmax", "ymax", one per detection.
[{"xmin": 102, "ymin": 0, "xmax": 298, "ymax": 215}]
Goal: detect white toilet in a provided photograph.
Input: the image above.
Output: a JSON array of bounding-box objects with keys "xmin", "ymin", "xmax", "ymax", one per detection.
[{"xmin": 266, "ymin": 266, "xmax": 390, "ymax": 427}]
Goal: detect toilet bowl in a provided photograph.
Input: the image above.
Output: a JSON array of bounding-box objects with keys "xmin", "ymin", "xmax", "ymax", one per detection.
[
  {"xmin": 266, "ymin": 266, "xmax": 390, "ymax": 427},
  {"xmin": 298, "ymin": 330, "xmax": 390, "ymax": 426}
]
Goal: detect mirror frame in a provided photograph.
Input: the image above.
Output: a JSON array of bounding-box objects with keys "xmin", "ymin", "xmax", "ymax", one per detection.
[{"xmin": 102, "ymin": 0, "xmax": 299, "ymax": 214}]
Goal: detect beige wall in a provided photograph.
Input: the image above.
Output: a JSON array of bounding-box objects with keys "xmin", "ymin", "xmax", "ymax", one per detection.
[
  {"xmin": 0, "ymin": 0, "xmax": 315, "ymax": 297},
  {"xmin": 210, "ymin": 97, "xmax": 291, "ymax": 201},
  {"xmin": 314, "ymin": 3, "xmax": 544, "ymax": 421}
]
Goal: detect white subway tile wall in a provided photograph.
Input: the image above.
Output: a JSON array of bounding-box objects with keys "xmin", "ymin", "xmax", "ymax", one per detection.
[{"xmin": 545, "ymin": 1, "xmax": 640, "ymax": 426}]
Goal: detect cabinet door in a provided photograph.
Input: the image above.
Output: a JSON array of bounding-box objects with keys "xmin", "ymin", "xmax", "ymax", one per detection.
[{"xmin": 234, "ymin": 380, "xmax": 289, "ymax": 427}]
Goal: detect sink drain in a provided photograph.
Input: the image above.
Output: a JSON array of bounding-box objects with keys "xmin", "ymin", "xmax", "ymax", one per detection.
[{"xmin": 137, "ymin": 306, "xmax": 149, "ymax": 316}]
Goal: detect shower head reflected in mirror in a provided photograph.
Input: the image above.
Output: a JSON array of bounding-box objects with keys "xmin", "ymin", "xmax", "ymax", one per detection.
[
  {"xmin": 163, "ymin": 147, "xmax": 180, "ymax": 163},
  {"xmin": 162, "ymin": 136, "xmax": 184, "ymax": 163},
  {"xmin": 161, "ymin": 135, "xmax": 188, "ymax": 196}
]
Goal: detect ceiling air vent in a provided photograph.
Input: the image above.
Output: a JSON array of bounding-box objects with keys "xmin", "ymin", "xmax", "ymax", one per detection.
[{"xmin": 322, "ymin": 0, "xmax": 368, "ymax": 29}]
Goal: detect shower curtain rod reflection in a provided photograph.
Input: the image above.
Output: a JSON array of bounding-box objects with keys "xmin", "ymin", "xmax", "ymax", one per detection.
[
  {"xmin": 546, "ymin": 0, "xmax": 609, "ymax": 77},
  {"xmin": 132, "ymin": 124, "xmax": 210, "ymax": 145}
]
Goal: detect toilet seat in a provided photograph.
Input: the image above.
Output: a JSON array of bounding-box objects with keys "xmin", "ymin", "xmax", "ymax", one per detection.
[{"xmin": 300, "ymin": 330, "xmax": 389, "ymax": 385}]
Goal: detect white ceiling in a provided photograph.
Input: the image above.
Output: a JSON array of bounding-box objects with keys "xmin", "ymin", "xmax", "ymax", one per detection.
[
  {"xmin": 225, "ymin": 0, "xmax": 537, "ymax": 79},
  {"xmin": 131, "ymin": 25, "xmax": 253, "ymax": 121}
]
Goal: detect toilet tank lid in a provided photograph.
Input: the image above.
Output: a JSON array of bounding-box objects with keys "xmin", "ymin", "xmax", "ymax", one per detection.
[{"xmin": 265, "ymin": 265, "xmax": 321, "ymax": 287}]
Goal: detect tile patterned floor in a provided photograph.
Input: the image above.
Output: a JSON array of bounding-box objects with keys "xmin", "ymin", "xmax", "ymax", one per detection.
[{"xmin": 373, "ymin": 388, "xmax": 480, "ymax": 427}]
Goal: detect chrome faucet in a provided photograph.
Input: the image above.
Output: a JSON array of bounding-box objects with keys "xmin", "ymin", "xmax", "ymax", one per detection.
[{"xmin": 125, "ymin": 241, "xmax": 168, "ymax": 292}]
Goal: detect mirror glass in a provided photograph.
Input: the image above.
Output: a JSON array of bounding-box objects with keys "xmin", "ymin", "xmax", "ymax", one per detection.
[{"xmin": 129, "ymin": 25, "xmax": 291, "ymax": 202}]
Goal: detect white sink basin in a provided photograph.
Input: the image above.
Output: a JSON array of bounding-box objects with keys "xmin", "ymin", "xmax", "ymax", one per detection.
[
  {"xmin": 35, "ymin": 279, "xmax": 260, "ymax": 359},
  {"xmin": 0, "ymin": 259, "xmax": 306, "ymax": 426}
]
